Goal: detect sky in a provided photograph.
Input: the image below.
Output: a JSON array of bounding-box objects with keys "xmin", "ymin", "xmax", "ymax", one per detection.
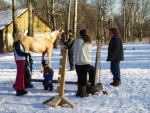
[
  {"xmin": 113, "ymin": 0, "xmax": 121, "ymax": 14},
  {"xmin": 4, "ymin": 0, "xmax": 12, "ymax": 4}
]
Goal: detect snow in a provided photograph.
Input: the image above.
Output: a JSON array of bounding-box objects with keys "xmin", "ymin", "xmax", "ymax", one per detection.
[{"xmin": 0, "ymin": 43, "xmax": 150, "ymax": 113}]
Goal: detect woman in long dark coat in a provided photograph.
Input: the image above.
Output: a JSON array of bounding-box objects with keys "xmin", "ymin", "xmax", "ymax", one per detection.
[{"xmin": 107, "ymin": 28, "xmax": 124, "ymax": 87}]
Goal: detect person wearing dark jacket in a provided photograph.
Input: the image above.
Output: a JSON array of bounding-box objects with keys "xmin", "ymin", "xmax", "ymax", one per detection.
[
  {"xmin": 13, "ymin": 39, "xmax": 31, "ymax": 96},
  {"xmin": 107, "ymin": 28, "xmax": 124, "ymax": 87},
  {"xmin": 63, "ymin": 30, "xmax": 75, "ymax": 71}
]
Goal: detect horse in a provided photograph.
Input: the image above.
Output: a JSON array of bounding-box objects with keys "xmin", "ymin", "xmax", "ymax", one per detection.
[{"xmin": 16, "ymin": 29, "xmax": 64, "ymax": 65}]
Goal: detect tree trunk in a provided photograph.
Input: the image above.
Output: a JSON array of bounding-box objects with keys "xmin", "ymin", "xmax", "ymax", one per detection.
[
  {"xmin": 46, "ymin": 0, "xmax": 51, "ymax": 27},
  {"xmin": 27, "ymin": 0, "xmax": 33, "ymax": 36},
  {"xmin": 140, "ymin": 23, "xmax": 143, "ymax": 42},
  {"xmin": 67, "ymin": 0, "xmax": 71, "ymax": 31},
  {"xmin": 123, "ymin": 0, "xmax": 126, "ymax": 43},
  {"xmin": 95, "ymin": 5, "xmax": 102, "ymax": 85},
  {"xmin": 67, "ymin": 0, "xmax": 72, "ymax": 39},
  {"xmin": 73, "ymin": 0, "xmax": 78, "ymax": 38},
  {"xmin": 139, "ymin": 0, "xmax": 145, "ymax": 42},
  {"xmin": 51, "ymin": 0, "xmax": 56, "ymax": 30},
  {"xmin": 12, "ymin": 0, "xmax": 18, "ymax": 40},
  {"xmin": 94, "ymin": 39, "xmax": 101, "ymax": 85}
]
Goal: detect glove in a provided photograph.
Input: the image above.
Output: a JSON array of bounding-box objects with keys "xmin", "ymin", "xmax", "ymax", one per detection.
[
  {"xmin": 29, "ymin": 58, "xmax": 33, "ymax": 64},
  {"xmin": 26, "ymin": 53, "xmax": 31, "ymax": 58}
]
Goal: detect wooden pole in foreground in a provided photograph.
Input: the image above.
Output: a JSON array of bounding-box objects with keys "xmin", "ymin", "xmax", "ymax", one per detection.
[{"xmin": 43, "ymin": 48, "xmax": 76, "ymax": 108}]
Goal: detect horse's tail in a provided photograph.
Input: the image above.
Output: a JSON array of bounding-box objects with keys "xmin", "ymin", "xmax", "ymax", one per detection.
[{"xmin": 16, "ymin": 31, "xmax": 24, "ymax": 41}]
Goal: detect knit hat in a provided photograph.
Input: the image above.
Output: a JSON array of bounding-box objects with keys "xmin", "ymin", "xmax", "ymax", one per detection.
[{"xmin": 79, "ymin": 29, "xmax": 87, "ymax": 36}]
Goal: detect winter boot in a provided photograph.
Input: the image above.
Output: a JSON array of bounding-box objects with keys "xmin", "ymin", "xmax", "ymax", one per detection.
[
  {"xmin": 80, "ymin": 85, "xmax": 89, "ymax": 98},
  {"xmin": 43, "ymin": 81, "xmax": 48, "ymax": 90},
  {"xmin": 16, "ymin": 89, "xmax": 28, "ymax": 96},
  {"xmin": 110, "ymin": 81, "xmax": 121, "ymax": 87},
  {"xmin": 48, "ymin": 82, "xmax": 53, "ymax": 91},
  {"xmin": 69, "ymin": 66, "xmax": 75, "ymax": 71},
  {"xmin": 76, "ymin": 85, "xmax": 89, "ymax": 97},
  {"xmin": 76, "ymin": 85, "xmax": 81, "ymax": 97}
]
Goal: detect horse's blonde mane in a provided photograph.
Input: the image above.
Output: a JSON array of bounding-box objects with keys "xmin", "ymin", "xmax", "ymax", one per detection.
[
  {"xmin": 15, "ymin": 31, "xmax": 24, "ymax": 41},
  {"xmin": 49, "ymin": 30, "xmax": 59, "ymax": 38}
]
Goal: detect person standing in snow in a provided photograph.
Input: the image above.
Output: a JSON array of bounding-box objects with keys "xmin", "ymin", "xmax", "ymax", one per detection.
[
  {"xmin": 63, "ymin": 29, "xmax": 75, "ymax": 71},
  {"xmin": 74, "ymin": 29, "xmax": 96, "ymax": 97},
  {"xmin": 107, "ymin": 28, "xmax": 124, "ymax": 87},
  {"xmin": 13, "ymin": 36, "xmax": 31, "ymax": 96}
]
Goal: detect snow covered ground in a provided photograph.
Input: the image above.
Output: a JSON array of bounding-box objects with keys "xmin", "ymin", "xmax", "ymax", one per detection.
[{"xmin": 0, "ymin": 43, "xmax": 150, "ymax": 113}]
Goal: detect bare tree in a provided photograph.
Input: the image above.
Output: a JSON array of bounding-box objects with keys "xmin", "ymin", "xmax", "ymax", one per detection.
[
  {"xmin": 27, "ymin": 0, "xmax": 33, "ymax": 36},
  {"xmin": 12, "ymin": 0, "xmax": 18, "ymax": 40},
  {"xmin": 46, "ymin": 0, "xmax": 51, "ymax": 27},
  {"xmin": 50, "ymin": 0, "xmax": 56, "ymax": 30},
  {"xmin": 73, "ymin": 0, "xmax": 78, "ymax": 38},
  {"xmin": 67, "ymin": 0, "xmax": 71, "ymax": 32},
  {"xmin": 138, "ymin": 0, "xmax": 150, "ymax": 41},
  {"xmin": 46, "ymin": 0, "xmax": 56, "ymax": 30},
  {"xmin": 0, "ymin": 0, "xmax": 11, "ymax": 11},
  {"xmin": 121, "ymin": 0, "xmax": 135, "ymax": 42},
  {"xmin": 121, "ymin": 0, "xmax": 150, "ymax": 42},
  {"xmin": 94, "ymin": 0, "xmax": 113, "ymax": 84}
]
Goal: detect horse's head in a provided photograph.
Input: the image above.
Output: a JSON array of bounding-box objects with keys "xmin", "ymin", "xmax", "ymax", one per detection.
[
  {"xmin": 52, "ymin": 28, "xmax": 64, "ymax": 48},
  {"xmin": 58, "ymin": 28, "xmax": 65, "ymax": 39}
]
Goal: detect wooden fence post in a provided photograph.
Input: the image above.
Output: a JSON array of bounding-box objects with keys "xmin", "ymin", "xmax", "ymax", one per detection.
[{"xmin": 43, "ymin": 48, "xmax": 76, "ymax": 108}]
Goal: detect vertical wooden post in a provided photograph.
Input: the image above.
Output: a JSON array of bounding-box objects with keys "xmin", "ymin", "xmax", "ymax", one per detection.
[
  {"xmin": 43, "ymin": 48, "xmax": 76, "ymax": 108},
  {"xmin": 57, "ymin": 49, "xmax": 68, "ymax": 96}
]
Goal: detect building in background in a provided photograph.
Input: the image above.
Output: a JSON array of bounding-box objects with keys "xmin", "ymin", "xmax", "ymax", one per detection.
[{"xmin": 0, "ymin": 8, "xmax": 51, "ymax": 53}]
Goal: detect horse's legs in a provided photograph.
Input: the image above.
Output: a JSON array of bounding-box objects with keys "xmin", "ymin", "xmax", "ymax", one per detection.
[
  {"xmin": 42, "ymin": 49, "xmax": 47, "ymax": 62},
  {"xmin": 42, "ymin": 52, "xmax": 45, "ymax": 62},
  {"xmin": 41, "ymin": 52, "xmax": 46, "ymax": 73},
  {"xmin": 47, "ymin": 50, "xmax": 52, "ymax": 66}
]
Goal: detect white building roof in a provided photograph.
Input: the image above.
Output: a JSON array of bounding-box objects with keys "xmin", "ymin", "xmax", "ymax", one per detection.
[{"xmin": 0, "ymin": 8, "xmax": 27, "ymax": 30}]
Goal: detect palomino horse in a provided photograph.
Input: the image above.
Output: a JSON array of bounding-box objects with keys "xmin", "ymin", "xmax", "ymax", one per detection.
[{"xmin": 16, "ymin": 29, "xmax": 64, "ymax": 65}]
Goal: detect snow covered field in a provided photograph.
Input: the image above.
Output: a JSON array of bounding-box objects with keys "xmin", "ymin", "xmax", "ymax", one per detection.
[{"xmin": 0, "ymin": 44, "xmax": 150, "ymax": 113}]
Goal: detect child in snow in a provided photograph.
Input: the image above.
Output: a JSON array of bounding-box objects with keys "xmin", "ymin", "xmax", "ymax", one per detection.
[{"xmin": 42, "ymin": 60, "xmax": 54, "ymax": 91}]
